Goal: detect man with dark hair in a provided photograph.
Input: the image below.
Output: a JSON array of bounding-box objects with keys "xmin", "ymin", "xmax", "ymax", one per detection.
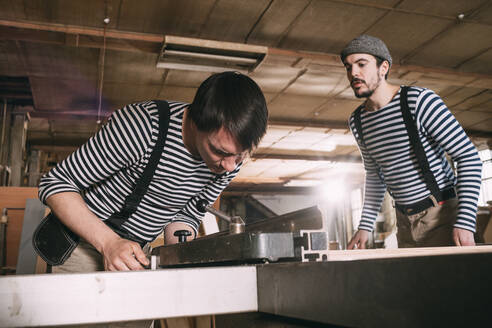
[
  {"xmin": 38, "ymin": 71, "xmax": 268, "ymax": 272},
  {"xmin": 341, "ymin": 35, "xmax": 483, "ymax": 249}
]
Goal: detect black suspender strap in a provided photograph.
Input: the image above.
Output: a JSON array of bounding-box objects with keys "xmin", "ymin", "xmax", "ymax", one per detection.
[
  {"xmin": 352, "ymin": 87, "xmax": 443, "ymax": 205},
  {"xmin": 105, "ymin": 100, "xmax": 170, "ymax": 231},
  {"xmin": 353, "ymin": 104, "xmax": 388, "ymax": 191},
  {"xmin": 399, "ymin": 86, "xmax": 441, "ymax": 206},
  {"xmin": 353, "ymin": 105, "xmax": 365, "ymax": 148}
]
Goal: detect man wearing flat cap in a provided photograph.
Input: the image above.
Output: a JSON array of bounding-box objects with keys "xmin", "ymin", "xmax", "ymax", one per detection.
[{"xmin": 341, "ymin": 35, "xmax": 483, "ymax": 249}]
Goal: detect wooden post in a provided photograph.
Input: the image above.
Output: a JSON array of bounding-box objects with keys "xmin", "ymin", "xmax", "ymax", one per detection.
[
  {"xmin": 27, "ymin": 149, "xmax": 41, "ymax": 187},
  {"xmin": 9, "ymin": 113, "xmax": 28, "ymax": 186},
  {"xmin": 0, "ymin": 101, "xmax": 12, "ymax": 186}
]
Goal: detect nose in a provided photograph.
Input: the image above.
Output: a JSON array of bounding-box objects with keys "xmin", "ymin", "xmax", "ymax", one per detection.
[
  {"xmin": 350, "ymin": 66, "xmax": 359, "ymax": 78},
  {"xmin": 221, "ymin": 156, "xmax": 237, "ymax": 172},
  {"xmin": 350, "ymin": 68, "xmax": 359, "ymax": 78}
]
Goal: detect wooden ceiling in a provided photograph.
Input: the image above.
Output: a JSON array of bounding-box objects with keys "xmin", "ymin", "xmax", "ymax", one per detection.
[{"xmin": 1, "ymin": 0, "xmax": 491, "ymax": 192}]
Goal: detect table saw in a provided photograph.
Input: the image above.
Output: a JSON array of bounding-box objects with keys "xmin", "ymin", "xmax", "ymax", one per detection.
[{"xmin": 1, "ymin": 205, "xmax": 492, "ymax": 328}]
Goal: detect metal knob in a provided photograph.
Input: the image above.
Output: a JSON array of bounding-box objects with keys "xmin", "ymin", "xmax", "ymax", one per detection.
[
  {"xmin": 230, "ymin": 216, "xmax": 245, "ymax": 234},
  {"xmin": 174, "ymin": 230, "xmax": 192, "ymax": 243}
]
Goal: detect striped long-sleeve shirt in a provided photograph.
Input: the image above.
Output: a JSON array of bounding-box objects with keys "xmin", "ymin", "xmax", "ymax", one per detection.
[
  {"xmin": 348, "ymin": 86, "xmax": 483, "ymax": 233},
  {"xmin": 38, "ymin": 100, "xmax": 240, "ymax": 242}
]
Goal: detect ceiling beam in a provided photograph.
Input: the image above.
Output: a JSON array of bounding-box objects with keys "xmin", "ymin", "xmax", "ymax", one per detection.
[
  {"xmin": 252, "ymin": 152, "xmax": 361, "ymax": 162},
  {"xmin": 467, "ymin": 129, "xmax": 492, "ymax": 140},
  {"xmin": 0, "ymin": 94, "xmax": 32, "ymax": 100},
  {"xmin": 26, "ymin": 109, "xmax": 492, "ymax": 141},
  {"xmin": 30, "ymin": 145, "xmax": 78, "ymax": 153},
  {"xmin": 400, "ymin": 20, "xmax": 458, "ymax": 65},
  {"xmin": 327, "ymin": 0, "xmax": 492, "ymax": 24},
  {"xmin": 26, "ymin": 109, "xmax": 109, "ymax": 121},
  {"xmin": 0, "ymin": 26, "xmax": 159, "ymax": 53},
  {"xmin": 0, "ymin": 19, "xmax": 163, "ymax": 42},
  {"xmin": 224, "ymin": 179, "xmax": 362, "ymax": 195},
  {"xmin": 223, "ymin": 183, "xmax": 313, "ymax": 195},
  {"xmin": 268, "ymin": 118, "xmax": 349, "ymax": 130},
  {"xmin": 267, "ymin": 119, "xmax": 492, "ymax": 141},
  {"xmin": 1, "ymin": 19, "xmax": 492, "ymax": 83}
]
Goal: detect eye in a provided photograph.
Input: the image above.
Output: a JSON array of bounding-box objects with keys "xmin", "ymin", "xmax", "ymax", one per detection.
[
  {"xmin": 211, "ymin": 147, "xmax": 222, "ymax": 156},
  {"xmin": 209, "ymin": 143, "xmax": 227, "ymax": 157}
]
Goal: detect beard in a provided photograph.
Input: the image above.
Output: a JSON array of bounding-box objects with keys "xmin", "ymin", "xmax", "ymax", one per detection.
[
  {"xmin": 352, "ymin": 74, "xmax": 382, "ymax": 98},
  {"xmin": 354, "ymin": 88, "xmax": 373, "ymax": 98}
]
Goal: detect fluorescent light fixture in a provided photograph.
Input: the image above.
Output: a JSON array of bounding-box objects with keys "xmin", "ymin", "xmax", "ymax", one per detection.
[{"xmin": 157, "ymin": 36, "xmax": 267, "ymax": 73}]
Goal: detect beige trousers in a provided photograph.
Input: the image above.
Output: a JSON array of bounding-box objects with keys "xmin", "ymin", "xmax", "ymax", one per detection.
[
  {"xmin": 396, "ymin": 198, "xmax": 459, "ymax": 248},
  {"xmin": 52, "ymin": 239, "xmax": 153, "ymax": 328}
]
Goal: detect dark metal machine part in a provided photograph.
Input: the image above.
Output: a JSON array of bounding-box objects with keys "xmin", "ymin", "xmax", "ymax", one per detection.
[
  {"xmin": 153, "ymin": 206, "xmax": 324, "ymax": 267},
  {"xmin": 257, "ymin": 253, "xmax": 492, "ymax": 328},
  {"xmin": 157, "ymin": 232, "xmax": 295, "ymax": 267}
]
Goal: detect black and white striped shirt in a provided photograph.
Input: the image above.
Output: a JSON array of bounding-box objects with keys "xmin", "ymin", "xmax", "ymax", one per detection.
[
  {"xmin": 348, "ymin": 87, "xmax": 482, "ymax": 232},
  {"xmin": 39, "ymin": 101, "xmax": 240, "ymax": 241}
]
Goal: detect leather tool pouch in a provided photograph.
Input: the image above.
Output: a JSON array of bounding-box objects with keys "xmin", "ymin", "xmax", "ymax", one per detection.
[{"xmin": 32, "ymin": 212, "xmax": 80, "ymax": 266}]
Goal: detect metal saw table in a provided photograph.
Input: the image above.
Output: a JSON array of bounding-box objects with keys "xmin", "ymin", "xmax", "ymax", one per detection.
[{"xmin": 2, "ymin": 205, "xmax": 492, "ymax": 327}]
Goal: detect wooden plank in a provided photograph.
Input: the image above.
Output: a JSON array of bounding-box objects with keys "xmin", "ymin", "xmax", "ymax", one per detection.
[
  {"xmin": 0, "ymin": 187, "xmax": 39, "ymax": 209},
  {"xmin": 199, "ymin": 0, "xmax": 270, "ymax": 42},
  {"xmin": 0, "ymin": 187, "xmax": 39, "ymax": 269},
  {"xmin": 326, "ymin": 245, "xmax": 492, "ymax": 261},
  {"xmin": 484, "ymin": 218, "xmax": 492, "ymax": 243},
  {"xmin": 9, "ymin": 114, "xmax": 26, "ymax": 186},
  {"xmin": 164, "ymin": 35, "xmax": 267, "ymax": 54},
  {"xmin": 0, "ymin": 19, "xmax": 164, "ymax": 42},
  {"xmin": 246, "ymin": 0, "xmax": 311, "ymax": 46},
  {"xmin": 0, "ymin": 266, "xmax": 257, "ymax": 327},
  {"xmin": 161, "ymin": 316, "xmax": 214, "ymax": 328},
  {"xmin": 4, "ymin": 210, "xmax": 23, "ymax": 269},
  {"xmin": 117, "ymin": 0, "xmax": 216, "ymax": 36},
  {"xmin": 251, "ymin": 151, "xmax": 361, "ymax": 162}
]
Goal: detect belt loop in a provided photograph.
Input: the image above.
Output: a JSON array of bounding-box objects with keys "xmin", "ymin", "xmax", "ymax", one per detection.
[{"xmin": 429, "ymin": 195, "xmax": 439, "ymax": 207}]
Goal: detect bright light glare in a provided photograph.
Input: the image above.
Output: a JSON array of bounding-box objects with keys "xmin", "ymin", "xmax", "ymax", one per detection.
[{"xmin": 318, "ymin": 179, "xmax": 346, "ymax": 203}]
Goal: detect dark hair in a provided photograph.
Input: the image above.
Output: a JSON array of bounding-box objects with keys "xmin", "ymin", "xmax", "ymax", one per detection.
[
  {"xmin": 189, "ymin": 71, "xmax": 268, "ymax": 151},
  {"xmin": 375, "ymin": 56, "xmax": 389, "ymax": 80}
]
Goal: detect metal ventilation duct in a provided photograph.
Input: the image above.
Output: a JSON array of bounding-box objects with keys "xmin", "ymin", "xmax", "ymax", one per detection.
[{"xmin": 157, "ymin": 36, "xmax": 267, "ymax": 73}]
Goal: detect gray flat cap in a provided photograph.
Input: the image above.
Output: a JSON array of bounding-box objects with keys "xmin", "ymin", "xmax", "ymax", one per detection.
[{"xmin": 340, "ymin": 34, "xmax": 392, "ymax": 66}]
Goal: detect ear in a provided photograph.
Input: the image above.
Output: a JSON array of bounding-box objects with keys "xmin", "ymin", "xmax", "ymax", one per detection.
[{"xmin": 379, "ymin": 60, "xmax": 390, "ymax": 77}]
